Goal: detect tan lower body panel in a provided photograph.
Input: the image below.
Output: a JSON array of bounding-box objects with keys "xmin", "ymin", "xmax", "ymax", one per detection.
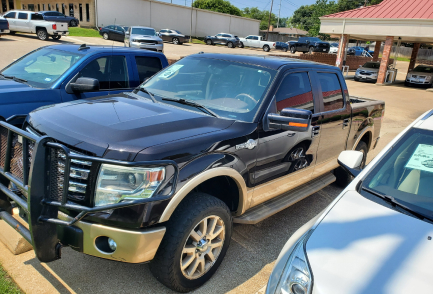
[{"xmin": 59, "ymin": 213, "xmax": 165, "ymax": 263}]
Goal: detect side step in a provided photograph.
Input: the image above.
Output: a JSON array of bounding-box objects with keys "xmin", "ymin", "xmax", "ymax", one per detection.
[{"xmin": 233, "ymin": 173, "xmax": 336, "ymax": 225}]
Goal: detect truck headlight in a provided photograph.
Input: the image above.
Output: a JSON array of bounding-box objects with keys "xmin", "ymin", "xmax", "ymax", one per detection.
[
  {"xmin": 275, "ymin": 234, "xmax": 312, "ymax": 294},
  {"xmin": 94, "ymin": 164, "xmax": 165, "ymax": 207},
  {"xmin": 425, "ymin": 76, "xmax": 432, "ymax": 81}
]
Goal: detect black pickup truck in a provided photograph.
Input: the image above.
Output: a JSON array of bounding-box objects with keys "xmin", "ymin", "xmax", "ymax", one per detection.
[
  {"xmin": 0, "ymin": 54, "xmax": 384, "ymax": 292},
  {"xmin": 289, "ymin": 37, "xmax": 330, "ymax": 54}
]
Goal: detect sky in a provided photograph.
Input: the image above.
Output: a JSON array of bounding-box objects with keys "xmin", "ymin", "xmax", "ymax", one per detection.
[{"xmin": 157, "ymin": 0, "xmax": 318, "ymax": 19}]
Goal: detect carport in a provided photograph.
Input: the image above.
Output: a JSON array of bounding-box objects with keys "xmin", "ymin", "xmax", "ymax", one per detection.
[{"xmin": 320, "ymin": 0, "xmax": 433, "ymax": 84}]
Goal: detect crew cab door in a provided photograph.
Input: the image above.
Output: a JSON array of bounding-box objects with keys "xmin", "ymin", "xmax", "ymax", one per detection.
[
  {"xmin": 311, "ymin": 70, "xmax": 351, "ymax": 178},
  {"xmin": 252, "ymin": 70, "xmax": 321, "ymax": 207},
  {"xmin": 3, "ymin": 12, "xmax": 17, "ymax": 30},
  {"xmin": 60, "ymin": 54, "xmax": 134, "ymax": 102},
  {"xmin": 16, "ymin": 12, "xmax": 30, "ymax": 32},
  {"xmin": 251, "ymin": 36, "xmax": 260, "ymax": 47}
]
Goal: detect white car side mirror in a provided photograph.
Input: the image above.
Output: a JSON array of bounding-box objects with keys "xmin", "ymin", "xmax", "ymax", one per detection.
[{"xmin": 338, "ymin": 150, "xmax": 364, "ymax": 177}]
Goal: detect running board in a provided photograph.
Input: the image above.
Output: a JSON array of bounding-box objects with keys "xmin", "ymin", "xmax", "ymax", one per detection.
[{"xmin": 234, "ymin": 173, "xmax": 336, "ymax": 225}]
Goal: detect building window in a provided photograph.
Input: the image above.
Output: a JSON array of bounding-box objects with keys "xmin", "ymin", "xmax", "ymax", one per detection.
[
  {"xmin": 86, "ymin": 3, "xmax": 89, "ymax": 22},
  {"xmin": 56, "ymin": 4, "xmax": 59, "ymax": 11},
  {"xmin": 79, "ymin": 4, "xmax": 82, "ymax": 21},
  {"xmin": 62, "ymin": 4, "xmax": 65, "ymax": 14},
  {"xmin": 28, "ymin": 4, "xmax": 35, "ymax": 11},
  {"xmin": 69, "ymin": 3, "xmax": 74, "ymax": 17},
  {"xmin": 22, "ymin": 4, "xmax": 25, "ymax": 9},
  {"xmin": 1, "ymin": 0, "xmax": 7, "ymax": 13},
  {"xmin": 48, "ymin": 4, "xmax": 51, "ymax": 10},
  {"xmin": 37, "ymin": 4, "xmax": 40, "ymax": 11},
  {"xmin": 42, "ymin": 4, "xmax": 45, "ymax": 10},
  {"xmin": 8, "ymin": 0, "xmax": 13, "ymax": 10}
]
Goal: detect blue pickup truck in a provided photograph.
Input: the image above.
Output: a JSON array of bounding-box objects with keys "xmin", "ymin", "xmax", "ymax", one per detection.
[
  {"xmin": 0, "ymin": 16, "xmax": 9, "ymax": 37},
  {"xmin": 0, "ymin": 44, "xmax": 169, "ymax": 125}
]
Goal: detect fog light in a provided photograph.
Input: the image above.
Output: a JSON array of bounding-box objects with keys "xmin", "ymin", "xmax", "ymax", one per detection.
[
  {"xmin": 108, "ymin": 238, "xmax": 117, "ymax": 251},
  {"xmin": 291, "ymin": 283, "xmax": 306, "ymax": 294}
]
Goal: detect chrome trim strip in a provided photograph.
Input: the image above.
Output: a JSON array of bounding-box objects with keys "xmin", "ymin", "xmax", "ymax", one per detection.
[
  {"xmin": 59, "ymin": 153, "xmax": 92, "ymax": 166},
  {"xmin": 67, "ymin": 181, "xmax": 87, "ymax": 193}
]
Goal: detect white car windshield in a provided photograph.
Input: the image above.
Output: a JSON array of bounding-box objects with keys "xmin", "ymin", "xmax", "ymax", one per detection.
[
  {"xmin": 136, "ymin": 57, "xmax": 277, "ymax": 122},
  {"xmin": 363, "ymin": 128, "xmax": 433, "ymax": 214},
  {"xmin": 1, "ymin": 48, "xmax": 83, "ymax": 88},
  {"xmin": 131, "ymin": 28, "xmax": 155, "ymax": 35}
]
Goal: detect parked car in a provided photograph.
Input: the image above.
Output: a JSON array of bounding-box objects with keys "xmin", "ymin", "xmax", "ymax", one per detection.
[
  {"xmin": 159, "ymin": 29, "xmax": 189, "ymax": 45},
  {"xmin": 238, "ymin": 35, "xmax": 276, "ymax": 52},
  {"xmin": 205, "ymin": 33, "xmax": 240, "ymax": 48},
  {"xmin": 266, "ymin": 109, "xmax": 433, "ymax": 294},
  {"xmin": 38, "ymin": 11, "xmax": 79, "ymax": 27},
  {"xmin": 99, "ymin": 25, "xmax": 129, "ymax": 41},
  {"xmin": 354, "ymin": 61, "xmax": 381, "ymax": 82},
  {"xmin": 125, "ymin": 26, "xmax": 163, "ymax": 52},
  {"xmin": 0, "ymin": 44, "xmax": 168, "ymax": 126},
  {"xmin": 0, "ymin": 16, "xmax": 9, "ymax": 37},
  {"xmin": 405, "ymin": 65, "xmax": 433, "ymax": 87},
  {"xmin": 0, "ymin": 53, "xmax": 384, "ymax": 292},
  {"xmin": 288, "ymin": 37, "xmax": 330, "ymax": 54},
  {"xmin": 347, "ymin": 46, "xmax": 374, "ymax": 56},
  {"xmin": 275, "ymin": 41, "xmax": 288, "ymax": 52},
  {"xmin": 3, "ymin": 10, "xmax": 68, "ymax": 40},
  {"xmin": 329, "ymin": 42, "xmax": 339, "ymax": 54}
]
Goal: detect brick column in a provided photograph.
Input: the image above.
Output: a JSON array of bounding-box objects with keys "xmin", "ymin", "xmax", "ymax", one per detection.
[
  {"xmin": 372, "ymin": 41, "xmax": 381, "ymax": 62},
  {"xmin": 336, "ymin": 34, "xmax": 349, "ymax": 69},
  {"xmin": 408, "ymin": 43, "xmax": 421, "ymax": 73},
  {"xmin": 377, "ymin": 36, "xmax": 394, "ymax": 84}
]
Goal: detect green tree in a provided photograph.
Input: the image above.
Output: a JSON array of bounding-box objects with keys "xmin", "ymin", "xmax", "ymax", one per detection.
[
  {"xmin": 242, "ymin": 7, "xmax": 278, "ymax": 30},
  {"xmin": 192, "ymin": 0, "xmax": 242, "ymax": 16}
]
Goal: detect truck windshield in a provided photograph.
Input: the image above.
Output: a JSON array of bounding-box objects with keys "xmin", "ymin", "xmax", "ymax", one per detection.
[
  {"xmin": 363, "ymin": 62, "xmax": 380, "ymax": 69},
  {"xmin": 413, "ymin": 66, "xmax": 433, "ymax": 73},
  {"xmin": 131, "ymin": 28, "xmax": 155, "ymax": 35},
  {"xmin": 137, "ymin": 57, "xmax": 277, "ymax": 122},
  {"xmin": 1, "ymin": 48, "xmax": 83, "ymax": 88},
  {"xmin": 362, "ymin": 128, "xmax": 433, "ymax": 215}
]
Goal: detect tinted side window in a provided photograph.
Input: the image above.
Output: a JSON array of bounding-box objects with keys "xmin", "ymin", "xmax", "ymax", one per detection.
[
  {"xmin": 275, "ymin": 72, "xmax": 314, "ymax": 113},
  {"xmin": 31, "ymin": 14, "xmax": 44, "ymax": 20},
  {"xmin": 223, "ymin": 34, "xmax": 231, "ymax": 38},
  {"xmin": 18, "ymin": 13, "xmax": 28, "ymax": 19},
  {"xmin": 253, "ymin": 36, "xmax": 259, "ymax": 40},
  {"xmin": 79, "ymin": 56, "xmax": 129, "ymax": 90},
  {"xmin": 135, "ymin": 56, "xmax": 162, "ymax": 83},
  {"xmin": 317, "ymin": 72, "xmax": 344, "ymax": 111},
  {"xmin": 4, "ymin": 12, "xmax": 16, "ymax": 18}
]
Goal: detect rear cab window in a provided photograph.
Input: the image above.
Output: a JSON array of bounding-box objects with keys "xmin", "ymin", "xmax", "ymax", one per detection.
[
  {"xmin": 31, "ymin": 14, "xmax": 44, "ymax": 20},
  {"xmin": 18, "ymin": 13, "xmax": 28, "ymax": 20},
  {"xmin": 135, "ymin": 56, "xmax": 162, "ymax": 83}
]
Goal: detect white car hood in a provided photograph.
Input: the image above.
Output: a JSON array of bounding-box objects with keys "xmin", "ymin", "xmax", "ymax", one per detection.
[{"xmin": 306, "ymin": 190, "xmax": 433, "ymax": 294}]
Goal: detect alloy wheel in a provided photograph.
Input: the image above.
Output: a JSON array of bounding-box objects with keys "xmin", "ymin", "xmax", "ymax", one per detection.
[
  {"xmin": 37, "ymin": 30, "xmax": 47, "ymax": 40},
  {"xmin": 289, "ymin": 147, "xmax": 308, "ymax": 171},
  {"xmin": 206, "ymin": 39, "xmax": 212, "ymax": 45},
  {"xmin": 70, "ymin": 20, "xmax": 77, "ymax": 27},
  {"xmin": 228, "ymin": 42, "xmax": 233, "ymax": 48},
  {"xmin": 180, "ymin": 215, "xmax": 225, "ymax": 280},
  {"xmin": 173, "ymin": 37, "xmax": 179, "ymax": 45},
  {"xmin": 103, "ymin": 33, "xmax": 108, "ymax": 40}
]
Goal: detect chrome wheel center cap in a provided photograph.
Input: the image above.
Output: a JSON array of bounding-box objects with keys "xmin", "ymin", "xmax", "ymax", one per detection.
[{"xmin": 197, "ymin": 238, "xmax": 208, "ymax": 252}]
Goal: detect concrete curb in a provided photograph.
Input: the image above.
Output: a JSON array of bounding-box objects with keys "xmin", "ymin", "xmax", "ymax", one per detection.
[{"xmin": 0, "ymin": 220, "xmax": 32, "ymax": 255}]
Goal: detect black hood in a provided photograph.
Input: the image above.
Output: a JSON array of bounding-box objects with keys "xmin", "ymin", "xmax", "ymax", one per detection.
[{"xmin": 27, "ymin": 93, "xmax": 237, "ymax": 160}]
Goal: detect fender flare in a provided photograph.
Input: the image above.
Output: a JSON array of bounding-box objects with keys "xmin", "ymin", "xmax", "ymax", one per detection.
[
  {"xmin": 158, "ymin": 167, "xmax": 249, "ymax": 223},
  {"xmin": 352, "ymin": 125, "xmax": 374, "ymax": 152}
]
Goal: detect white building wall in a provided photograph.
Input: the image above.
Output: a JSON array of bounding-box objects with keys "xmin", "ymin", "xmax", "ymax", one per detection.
[{"xmin": 96, "ymin": 0, "xmax": 259, "ymax": 37}]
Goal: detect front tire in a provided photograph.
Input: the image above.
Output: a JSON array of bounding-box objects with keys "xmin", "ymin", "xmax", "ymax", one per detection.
[
  {"xmin": 227, "ymin": 42, "xmax": 234, "ymax": 48},
  {"xmin": 37, "ymin": 29, "xmax": 48, "ymax": 41},
  {"xmin": 103, "ymin": 33, "xmax": 109, "ymax": 40},
  {"xmin": 150, "ymin": 193, "xmax": 232, "ymax": 292},
  {"xmin": 334, "ymin": 141, "xmax": 368, "ymax": 187},
  {"xmin": 290, "ymin": 46, "xmax": 296, "ymax": 54},
  {"xmin": 239, "ymin": 42, "xmax": 244, "ymax": 48},
  {"xmin": 173, "ymin": 37, "xmax": 179, "ymax": 45},
  {"xmin": 70, "ymin": 19, "xmax": 77, "ymax": 27},
  {"xmin": 283, "ymin": 47, "xmax": 288, "ymax": 52},
  {"xmin": 206, "ymin": 39, "xmax": 212, "ymax": 45},
  {"xmin": 263, "ymin": 45, "xmax": 270, "ymax": 52},
  {"xmin": 309, "ymin": 46, "xmax": 314, "ymax": 54}
]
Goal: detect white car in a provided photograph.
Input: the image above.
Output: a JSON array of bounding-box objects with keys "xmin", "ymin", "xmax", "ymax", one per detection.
[
  {"xmin": 329, "ymin": 43, "xmax": 339, "ymax": 54},
  {"xmin": 239, "ymin": 35, "xmax": 276, "ymax": 52},
  {"xmin": 3, "ymin": 10, "xmax": 68, "ymax": 40},
  {"xmin": 266, "ymin": 110, "xmax": 433, "ymax": 294}
]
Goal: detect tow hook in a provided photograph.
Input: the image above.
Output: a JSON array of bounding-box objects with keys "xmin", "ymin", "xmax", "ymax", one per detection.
[{"xmin": 55, "ymin": 242, "xmax": 63, "ymax": 260}]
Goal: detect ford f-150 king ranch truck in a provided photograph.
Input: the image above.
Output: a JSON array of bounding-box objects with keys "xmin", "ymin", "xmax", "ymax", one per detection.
[
  {"xmin": 0, "ymin": 54, "xmax": 384, "ymax": 292},
  {"xmin": 0, "ymin": 44, "xmax": 168, "ymax": 126},
  {"xmin": 3, "ymin": 10, "xmax": 69, "ymax": 40},
  {"xmin": 289, "ymin": 37, "xmax": 330, "ymax": 54}
]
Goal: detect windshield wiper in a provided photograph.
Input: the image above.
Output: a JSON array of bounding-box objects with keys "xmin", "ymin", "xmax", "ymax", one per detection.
[
  {"xmin": 137, "ymin": 87, "xmax": 157, "ymax": 103},
  {"xmin": 362, "ymin": 187, "xmax": 433, "ymax": 223},
  {"xmin": 2, "ymin": 74, "xmax": 28, "ymax": 84},
  {"xmin": 161, "ymin": 97, "xmax": 218, "ymax": 118}
]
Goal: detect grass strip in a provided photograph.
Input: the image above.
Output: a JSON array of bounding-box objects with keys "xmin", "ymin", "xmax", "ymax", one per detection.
[
  {"xmin": 0, "ymin": 264, "xmax": 22, "ymax": 294},
  {"xmin": 68, "ymin": 27, "xmax": 102, "ymax": 38}
]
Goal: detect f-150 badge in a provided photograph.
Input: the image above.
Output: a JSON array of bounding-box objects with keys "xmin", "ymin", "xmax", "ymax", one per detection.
[{"xmin": 236, "ymin": 139, "xmax": 257, "ymax": 150}]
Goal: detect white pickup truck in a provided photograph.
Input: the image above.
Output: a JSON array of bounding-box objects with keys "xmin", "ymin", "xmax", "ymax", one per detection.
[
  {"xmin": 3, "ymin": 10, "xmax": 69, "ymax": 40},
  {"xmin": 239, "ymin": 35, "xmax": 276, "ymax": 52}
]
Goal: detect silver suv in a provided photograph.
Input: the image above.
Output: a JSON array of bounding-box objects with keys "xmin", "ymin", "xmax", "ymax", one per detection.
[{"xmin": 124, "ymin": 26, "xmax": 163, "ymax": 52}]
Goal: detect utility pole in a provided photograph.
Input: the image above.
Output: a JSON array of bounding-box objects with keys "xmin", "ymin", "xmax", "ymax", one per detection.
[
  {"xmin": 277, "ymin": 0, "xmax": 281, "ymax": 28},
  {"xmin": 190, "ymin": 0, "xmax": 193, "ymax": 42},
  {"xmin": 364, "ymin": 0, "xmax": 367, "ymax": 6},
  {"xmin": 266, "ymin": 0, "xmax": 274, "ymax": 41}
]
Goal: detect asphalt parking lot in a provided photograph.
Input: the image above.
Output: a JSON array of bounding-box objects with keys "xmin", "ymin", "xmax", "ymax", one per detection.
[{"xmin": 1, "ymin": 33, "xmax": 433, "ymax": 294}]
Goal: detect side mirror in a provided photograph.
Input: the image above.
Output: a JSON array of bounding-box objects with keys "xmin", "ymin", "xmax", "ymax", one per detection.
[
  {"xmin": 70, "ymin": 77, "xmax": 100, "ymax": 93},
  {"xmin": 267, "ymin": 108, "xmax": 312, "ymax": 132},
  {"xmin": 337, "ymin": 150, "xmax": 364, "ymax": 178},
  {"xmin": 125, "ymin": 31, "xmax": 129, "ymax": 35}
]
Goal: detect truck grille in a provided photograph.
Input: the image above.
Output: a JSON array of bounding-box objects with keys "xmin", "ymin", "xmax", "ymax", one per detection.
[
  {"xmin": 138, "ymin": 40, "xmax": 157, "ymax": 44},
  {"xmin": 0, "ymin": 128, "xmax": 34, "ymax": 183},
  {"xmin": 49, "ymin": 148, "xmax": 92, "ymax": 202}
]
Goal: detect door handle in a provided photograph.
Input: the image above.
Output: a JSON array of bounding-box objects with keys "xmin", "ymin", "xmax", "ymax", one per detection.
[
  {"xmin": 312, "ymin": 126, "xmax": 320, "ymax": 138},
  {"xmin": 342, "ymin": 118, "xmax": 350, "ymax": 128}
]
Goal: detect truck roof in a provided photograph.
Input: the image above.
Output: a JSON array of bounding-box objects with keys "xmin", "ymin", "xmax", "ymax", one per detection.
[
  {"xmin": 187, "ymin": 53, "xmax": 339, "ymax": 71},
  {"xmin": 45, "ymin": 44, "xmax": 165, "ymax": 57}
]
